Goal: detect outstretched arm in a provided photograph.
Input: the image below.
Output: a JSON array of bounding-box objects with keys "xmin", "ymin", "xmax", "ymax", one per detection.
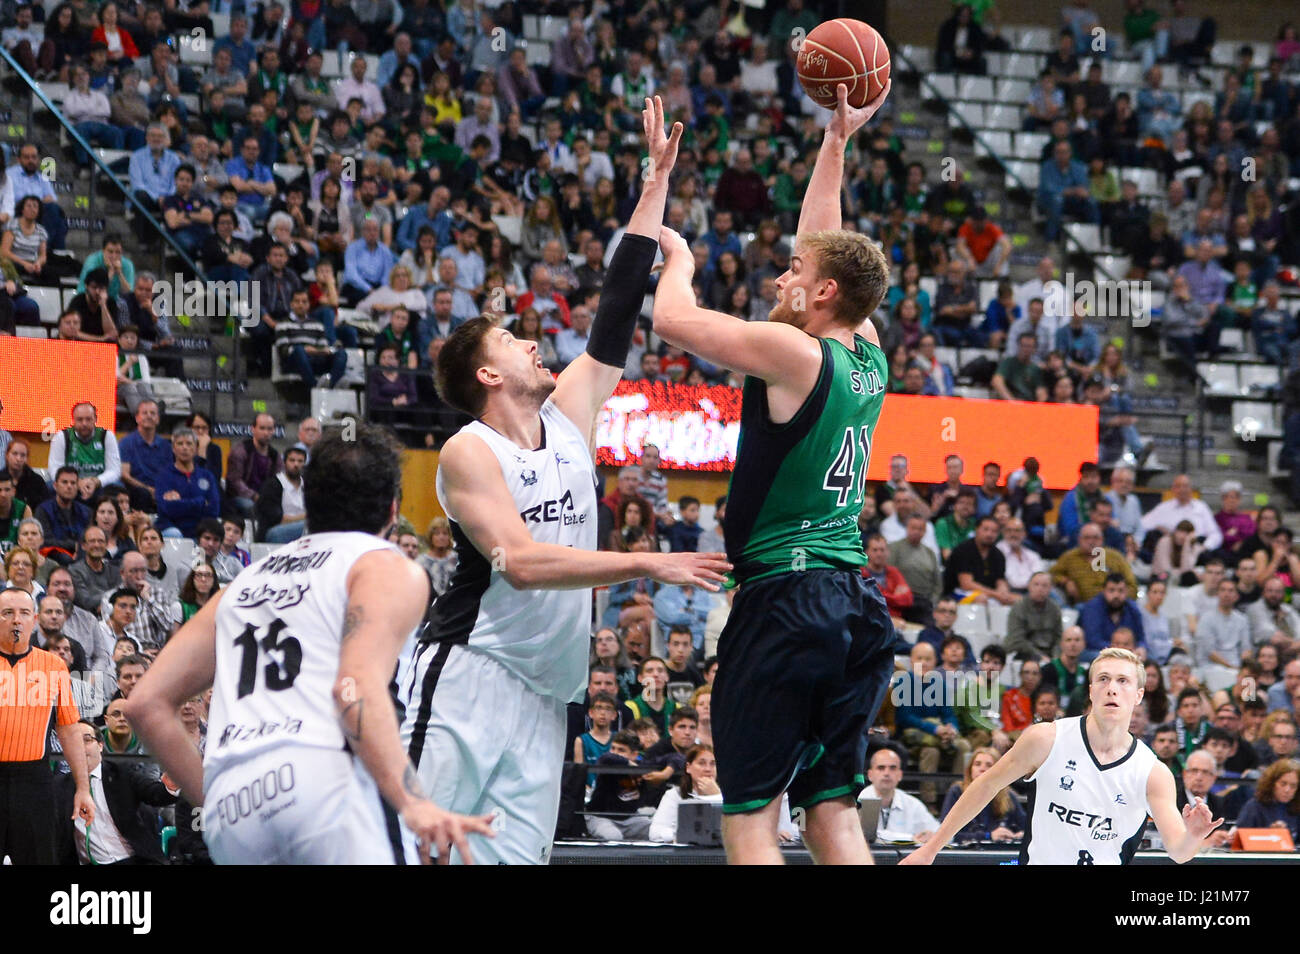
[
  {"xmin": 900, "ymin": 721, "xmax": 1056, "ymax": 864},
  {"xmin": 652, "ymin": 226, "xmax": 824, "ymax": 384},
  {"xmin": 439, "ymin": 431, "xmax": 730, "ymax": 591},
  {"xmin": 798, "ymin": 80, "xmax": 892, "ymax": 236},
  {"xmin": 551, "ymin": 96, "xmax": 683, "ymax": 441}
]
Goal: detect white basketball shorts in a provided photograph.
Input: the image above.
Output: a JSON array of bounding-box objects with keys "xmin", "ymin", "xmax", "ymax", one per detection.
[{"xmin": 400, "ymin": 642, "xmax": 569, "ymax": 865}]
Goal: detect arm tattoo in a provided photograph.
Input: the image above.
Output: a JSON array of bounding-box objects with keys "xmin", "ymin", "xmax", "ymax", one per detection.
[
  {"xmin": 403, "ymin": 764, "xmax": 428, "ymax": 800},
  {"xmin": 340, "ymin": 699, "xmax": 363, "ymax": 743},
  {"xmin": 341, "ymin": 605, "xmax": 364, "ymax": 642}
]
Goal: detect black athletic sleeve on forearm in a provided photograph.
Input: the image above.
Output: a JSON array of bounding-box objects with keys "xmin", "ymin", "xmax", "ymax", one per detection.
[{"xmin": 585, "ymin": 232, "xmax": 659, "ymax": 368}]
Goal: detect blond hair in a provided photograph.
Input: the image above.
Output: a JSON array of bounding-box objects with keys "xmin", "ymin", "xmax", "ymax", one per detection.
[
  {"xmin": 1092, "ymin": 647, "xmax": 1144, "ymax": 681},
  {"xmin": 797, "ymin": 230, "xmax": 890, "ymax": 323}
]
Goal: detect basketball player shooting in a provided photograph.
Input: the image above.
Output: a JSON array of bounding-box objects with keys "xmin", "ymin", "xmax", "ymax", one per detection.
[
  {"xmin": 901, "ymin": 649, "xmax": 1224, "ymax": 865},
  {"xmin": 400, "ymin": 97, "xmax": 731, "ymax": 865},
  {"xmin": 652, "ymin": 79, "xmax": 894, "ymax": 865}
]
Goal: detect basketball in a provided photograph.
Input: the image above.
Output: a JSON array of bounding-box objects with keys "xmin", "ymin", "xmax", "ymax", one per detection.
[{"xmin": 796, "ymin": 18, "xmax": 891, "ymax": 110}]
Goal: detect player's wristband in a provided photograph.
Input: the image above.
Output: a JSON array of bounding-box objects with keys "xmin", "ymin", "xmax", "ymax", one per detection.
[{"xmin": 585, "ymin": 232, "xmax": 658, "ymax": 369}]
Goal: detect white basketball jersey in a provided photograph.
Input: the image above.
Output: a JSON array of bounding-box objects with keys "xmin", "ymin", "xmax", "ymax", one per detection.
[
  {"xmin": 426, "ymin": 399, "xmax": 598, "ymax": 703},
  {"xmin": 1021, "ymin": 716, "xmax": 1158, "ymax": 865},
  {"xmin": 205, "ymin": 532, "xmax": 405, "ymax": 780}
]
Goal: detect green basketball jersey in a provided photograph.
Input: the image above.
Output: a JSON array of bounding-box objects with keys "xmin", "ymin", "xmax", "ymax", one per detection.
[
  {"xmin": 62, "ymin": 427, "xmax": 108, "ymax": 479},
  {"xmin": 726, "ymin": 334, "xmax": 888, "ymax": 585},
  {"xmin": 0, "ymin": 499, "xmax": 25, "ymax": 551}
]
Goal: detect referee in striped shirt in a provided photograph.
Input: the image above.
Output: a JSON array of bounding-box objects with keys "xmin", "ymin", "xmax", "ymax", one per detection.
[{"xmin": 0, "ymin": 588, "xmax": 94, "ymax": 864}]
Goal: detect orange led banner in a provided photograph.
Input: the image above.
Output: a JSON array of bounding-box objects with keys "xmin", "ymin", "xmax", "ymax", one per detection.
[
  {"xmin": 869, "ymin": 394, "xmax": 1098, "ymax": 489},
  {"xmin": 596, "ymin": 383, "xmax": 1097, "ymax": 487},
  {"xmin": 0, "ymin": 337, "xmax": 118, "ymax": 433}
]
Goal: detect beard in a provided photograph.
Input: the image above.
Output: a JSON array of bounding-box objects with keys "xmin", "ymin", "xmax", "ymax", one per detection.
[
  {"xmin": 509, "ymin": 367, "xmax": 557, "ymax": 409},
  {"xmin": 768, "ymin": 298, "xmax": 807, "ymax": 328}
]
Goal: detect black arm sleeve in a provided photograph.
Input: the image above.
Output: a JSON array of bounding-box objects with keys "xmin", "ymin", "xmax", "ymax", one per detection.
[{"xmin": 585, "ymin": 232, "xmax": 659, "ymax": 369}]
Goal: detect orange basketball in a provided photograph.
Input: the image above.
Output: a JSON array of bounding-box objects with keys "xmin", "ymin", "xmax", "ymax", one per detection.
[{"xmin": 796, "ymin": 18, "xmax": 891, "ymax": 110}]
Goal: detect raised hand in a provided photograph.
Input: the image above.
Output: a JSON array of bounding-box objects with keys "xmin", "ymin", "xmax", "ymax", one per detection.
[
  {"xmin": 658, "ymin": 226, "xmax": 693, "ymax": 276},
  {"xmin": 1182, "ymin": 798, "xmax": 1224, "ymax": 842},
  {"xmin": 827, "ymin": 78, "xmax": 893, "ymax": 142},
  {"xmin": 642, "ymin": 95, "xmax": 684, "ymax": 185}
]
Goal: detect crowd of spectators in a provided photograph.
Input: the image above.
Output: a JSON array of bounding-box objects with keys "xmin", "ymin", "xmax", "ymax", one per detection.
[{"xmin": 564, "ymin": 447, "xmax": 1300, "ymax": 845}]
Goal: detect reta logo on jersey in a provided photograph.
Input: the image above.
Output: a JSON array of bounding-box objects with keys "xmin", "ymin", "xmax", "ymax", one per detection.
[
  {"xmin": 1047, "ymin": 801, "xmax": 1118, "ymax": 840},
  {"xmin": 520, "ymin": 489, "xmax": 587, "ymax": 526}
]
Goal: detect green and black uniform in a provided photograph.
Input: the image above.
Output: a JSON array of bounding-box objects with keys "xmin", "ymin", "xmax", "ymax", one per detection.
[
  {"xmin": 61, "ymin": 427, "xmax": 108, "ymax": 480},
  {"xmin": 713, "ymin": 334, "xmax": 897, "ymax": 814},
  {"xmin": 0, "ymin": 499, "xmax": 27, "ymax": 555}
]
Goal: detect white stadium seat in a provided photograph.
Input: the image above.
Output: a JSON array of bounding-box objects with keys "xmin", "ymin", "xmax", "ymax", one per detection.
[
  {"xmin": 927, "ymin": 74, "xmax": 958, "ymax": 101},
  {"xmin": 1232, "ymin": 400, "xmax": 1281, "ymax": 440},
  {"xmin": 1003, "ymin": 53, "xmax": 1041, "ymax": 79},
  {"xmin": 1239, "ymin": 365, "xmax": 1280, "ymax": 394},
  {"xmin": 1014, "ymin": 27, "xmax": 1055, "ymax": 52},
  {"xmin": 1094, "ymin": 255, "xmax": 1130, "ymax": 280},
  {"xmin": 983, "ymin": 104, "xmax": 1021, "ymax": 130},
  {"xmin": 1119, "ymin": 166, "xmax": 1161, "ymax": 198},
  {"xmin": 311, "ymin": 387, "xmax": 360, "ymax": 423},
  {"xmin": 1269, "ymin": 441, "xmax": 1291, "ymax": 478},
  {"xmin": 1015, "ymin": 131, "xmax": 1049, "ymax": 159},
  {"xmin": 1197, "ymin": 362, "xmax": 1239, "ymax": 396},
  {"xmin": 1218, "ymin": 328, "xmax": 1247, "ymax": 356},
  {"xmin": 954, "ymin": 602, "xmax": 990, "ymax": 638},
  {"xmin": 974, "ymin": 130, "xmax": 1011, "ymax": 159},
  {"xmin": 524, "ymin": 41, "xmax": 551, "ymax": 67},
  {"xmin": 25, "ymin": 285, "xmax": 62, "ymax": 324},
  {"xmin": 539, "ymin": 15, "xmax": 565, "ymax": 41},
  {"xmin": 320, "ymin": 50, "xmax": 344, "ymax": 77},
  {"xmin": 996, "ymin": 78, "xmax": 1032, "ymax": 103},
  {"xmin": 1103, "ymin": 61, "xmax": 1143, "ymax": 86},
  {"xmin": 951, "ymin": 101, "xmax": 985, "ymax": 128},
  {"xmin": 1065, "ymin": 222, "xmax": 1103, "ymax": 253},
  {"xmin": 986, "ymin": 603, "xmax": 1011, "ymax": 637},
  {"xmin": 958, "ymin": 76, "xmax": 997, "ymax": 101},
  {"xmin": 163, "ymin": 538, "xmax": 197, "ymax": 569},
  {"xmin": 1005, "ymin": 160, "xmax": 1039, "ymax": 191},
  {"xmin": 900, "ymin": 45, "xmax": 935, "ymax": 72}
]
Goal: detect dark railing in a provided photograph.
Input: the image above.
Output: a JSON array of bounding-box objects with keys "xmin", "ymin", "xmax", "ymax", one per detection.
[
  {"xmin": 0, "ymin": 47, "xmax": 246, "ymax": 422},
  {"xmin": 0, "ymin": 46, "xmax": 203, "ymax": 278}
]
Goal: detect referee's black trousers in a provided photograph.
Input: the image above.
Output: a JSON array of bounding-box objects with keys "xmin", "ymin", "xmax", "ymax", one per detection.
[{"xmin": 0, "ymin": 760, "xmax": 57, "ymax": 865}]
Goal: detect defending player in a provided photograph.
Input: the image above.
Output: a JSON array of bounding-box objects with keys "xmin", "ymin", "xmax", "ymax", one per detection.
[
  {"xmin": 126, "ymin": 424, "xmax": 496, "ymax": 864},
  {"xmin": 400, "ymin": 98, "xmax": 731, "ymax": 865},
  {"xmin": 902, "ymin": 648, "xmax": 1223, "ymax": 865},
  {"xmin": 652, "ymin": 81, "xmax": 894, "ymax": 865}
]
